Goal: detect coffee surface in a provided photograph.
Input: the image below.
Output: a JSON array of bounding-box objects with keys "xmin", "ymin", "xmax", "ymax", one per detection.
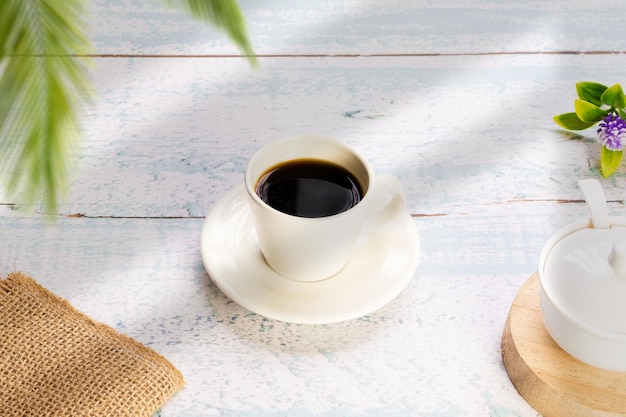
[{"xmin": 256, "ymin": 159, "xmax": 362, "ymax": 218}]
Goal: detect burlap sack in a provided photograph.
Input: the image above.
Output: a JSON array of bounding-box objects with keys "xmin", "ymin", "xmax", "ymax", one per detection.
[{"xmin": 0, "ymin": 272, "xmax": 185, "ymax": 417}]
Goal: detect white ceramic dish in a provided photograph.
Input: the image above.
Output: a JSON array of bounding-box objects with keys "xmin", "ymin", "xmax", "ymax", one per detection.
[
  {"xmin": 538, "ymin": 179, "xmax": 626, "ymax": 371},
  {"xmin": 200, "ymin": 184, "xmax": 420, "ymax": 324}
]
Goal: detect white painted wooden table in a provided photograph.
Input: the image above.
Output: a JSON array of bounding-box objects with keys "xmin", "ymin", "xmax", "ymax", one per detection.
[{"xmin": 3, "ymin": 1, "xmax": 626, "ymax": 415}]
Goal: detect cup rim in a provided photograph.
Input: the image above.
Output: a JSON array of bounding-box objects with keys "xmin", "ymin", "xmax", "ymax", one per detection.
[{"xmin": 244, "ymin": 135, "xmax": 373, "ymax": 221}]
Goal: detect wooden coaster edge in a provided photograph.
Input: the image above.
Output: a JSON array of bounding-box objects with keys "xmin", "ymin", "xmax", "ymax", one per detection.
[{"xmin": 501, "ymin": 274, "xmax": 626, "ymax": 417}]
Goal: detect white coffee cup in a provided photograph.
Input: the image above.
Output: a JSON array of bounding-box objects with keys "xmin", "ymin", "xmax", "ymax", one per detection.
[{"xmin": 244, "ymin": 135, "xmax": 407, "ymax": 282}]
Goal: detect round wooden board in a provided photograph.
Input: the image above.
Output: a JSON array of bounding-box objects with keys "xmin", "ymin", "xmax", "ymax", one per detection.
[{"xmin": 501, "ymin": 274, "xmax": 626, "ymax": 417}]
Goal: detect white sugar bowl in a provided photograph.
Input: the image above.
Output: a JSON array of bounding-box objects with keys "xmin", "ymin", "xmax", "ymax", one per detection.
[{"xmin": 538, "ymin": 179, "xmax": 626, "ymax": 371}]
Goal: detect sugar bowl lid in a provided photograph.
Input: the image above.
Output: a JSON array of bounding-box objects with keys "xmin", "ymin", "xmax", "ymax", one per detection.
[{"xmin": 540, "ymin": 179, "xmax": 626, "ymax": 335}]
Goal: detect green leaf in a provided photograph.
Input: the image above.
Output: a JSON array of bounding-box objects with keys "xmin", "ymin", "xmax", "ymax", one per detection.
[
  {"xmin": 0, "ymin": 0, "xmax": 255, "ymax": 214},
  {"xmin": 165, "ymin": 0, "xmax": 257, "ymax": 66},
  {"xmin": 601, "ymin": 147, "xmax": 623, "ymax": 177},
  {"xmin": 601, "ymin": 83, "xmax": 626, "ymax": 108},
  {"xmin": 0, "ymin": 0, "xmax": 93, "ymax": 213},
  {"xmin": 576, "ymin": 81, "xmax": 608, "ymax": 106},
  {"xmin": 574, "ymin": 99, "xmax": 608, "ymax": 122},
  {"xmin": 553, "ymin": 112, "xmax": 596, "ymax": 130}
]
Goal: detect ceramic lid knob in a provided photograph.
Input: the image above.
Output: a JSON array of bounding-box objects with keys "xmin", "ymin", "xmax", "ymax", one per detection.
[{"xmin": 610, "ymin": 239, "xmax": 626, "ymax": 278}]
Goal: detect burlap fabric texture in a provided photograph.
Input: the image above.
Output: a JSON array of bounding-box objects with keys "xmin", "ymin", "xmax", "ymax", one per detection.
[{"xmin": 0, "ymin": 272, "xmax": 185, "ymax": 417}]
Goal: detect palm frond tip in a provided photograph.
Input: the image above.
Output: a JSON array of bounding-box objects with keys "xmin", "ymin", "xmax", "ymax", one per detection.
[{"xmin": 0, "ymin": 0, "xmax": 92, "ymax": 213}]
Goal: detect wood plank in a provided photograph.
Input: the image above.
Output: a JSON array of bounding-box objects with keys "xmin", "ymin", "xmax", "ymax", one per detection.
[
  {"xmin": 0, "ymin": 191, "xmax": 599, "ymax": 417},
  {"xmin": 4, "ymin": 53, "xmax": 617, "ymax": 217},
  {"xmin": 0, "ymin": 206, "xmax": 568, "ymax": 416},
  {"xmin": 88, "ymin": 0, "xmax": 626, "ymax": 55}
]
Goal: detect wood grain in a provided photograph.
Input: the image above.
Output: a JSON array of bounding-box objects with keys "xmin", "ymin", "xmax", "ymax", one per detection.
[
  {"xmin": 42, "ymin": 54, "xmax": 626, "ymax": 217},
  {"xmin": 502, "ymin": 274, "xmax": 626, "ymax": 417},
  {"xmin": 87, "ymin": 0, "xmax": 626, "ymax": 56}
]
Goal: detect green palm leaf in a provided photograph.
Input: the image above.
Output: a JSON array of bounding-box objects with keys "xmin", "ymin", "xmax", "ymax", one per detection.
[
  {"xmin": 166, "ymin": 0, "xmax": 257, "ymax": 66},
  {"xmin": 0, "ymin": 0, "xmax": 254, "ymax": 214},
  {"xmin": 0, "ymin": 0, "xmax": 92, "ymax": 213}
]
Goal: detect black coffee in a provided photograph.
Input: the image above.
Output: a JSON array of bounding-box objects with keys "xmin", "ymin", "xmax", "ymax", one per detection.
[{"xmin": 256, "ymin": 159, "xmax": 363, "ymax": 218}]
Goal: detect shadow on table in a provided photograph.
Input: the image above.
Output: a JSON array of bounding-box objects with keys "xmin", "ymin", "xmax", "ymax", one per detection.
[{"xmin": 200, "ymin": 269, "xmax": 400, "ymax": 353}]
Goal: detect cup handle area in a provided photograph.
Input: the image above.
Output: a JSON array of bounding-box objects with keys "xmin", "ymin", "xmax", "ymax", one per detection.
[{"xmin": 365, "ymin": 173, "xmax": 407, "ymax": 226}]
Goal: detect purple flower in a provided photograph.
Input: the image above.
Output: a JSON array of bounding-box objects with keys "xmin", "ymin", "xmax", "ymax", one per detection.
[{"xmin": 597, "ymin": 113, "xmax": 626, "ymax": 151}]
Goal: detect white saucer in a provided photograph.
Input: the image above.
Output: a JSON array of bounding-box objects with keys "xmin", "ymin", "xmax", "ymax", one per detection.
[{"xmin": 200, "ymin": 184, "xmax": 420, "ymax": 324}]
